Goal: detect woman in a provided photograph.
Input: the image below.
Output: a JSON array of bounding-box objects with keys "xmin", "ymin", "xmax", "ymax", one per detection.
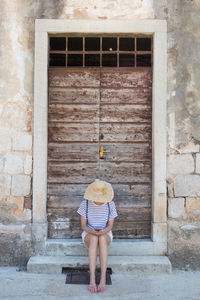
[{"xmin": 77, "ymin": 179, "xmax": 118, "ymax": 293}]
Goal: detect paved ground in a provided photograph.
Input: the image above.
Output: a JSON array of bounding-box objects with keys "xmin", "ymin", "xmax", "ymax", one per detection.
[{"xmin": 0, "ymin": 267, "xmax": 200, "ymax": 300}]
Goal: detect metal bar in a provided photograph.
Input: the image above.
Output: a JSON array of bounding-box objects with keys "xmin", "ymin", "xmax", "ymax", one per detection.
[
  {"xmin": 48, "ymin": 67, "xmax": 152, "ymax": 72},
  {"xmin": 100, "ymin": 36, "xmax": 102, "ymax": 67},
  {"xmin": 83, "ymin": 37, "xmax": 85, "ymax": 67},
  {"xmin": 117, "ymin": 36, "xmax": 119, "ymax": 67},
  {"xmin": 49, "ymin": 50, "xmax": 152, "ymax": 54}
]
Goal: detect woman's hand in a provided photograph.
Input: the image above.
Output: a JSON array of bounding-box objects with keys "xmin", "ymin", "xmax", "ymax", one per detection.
[{"xmin": 94, "ymin": 229, "xmax": 105, "ymax": 236}]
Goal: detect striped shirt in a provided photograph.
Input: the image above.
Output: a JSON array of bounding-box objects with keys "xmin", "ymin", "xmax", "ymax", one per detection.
[{"xmin": 77, "ymin": 199, "xmax": 118, "ymax": 230}]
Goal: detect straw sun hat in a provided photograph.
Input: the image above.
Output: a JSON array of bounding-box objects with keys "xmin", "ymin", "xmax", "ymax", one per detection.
[{"xmin": 84, "ymin": 179, "xmax": 114, "ymax": 203}]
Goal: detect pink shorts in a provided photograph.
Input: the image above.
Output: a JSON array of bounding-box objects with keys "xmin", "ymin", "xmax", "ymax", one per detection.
[{"xmin": 81, "ymin": 230, "xmax": 113, "ymax": 247}]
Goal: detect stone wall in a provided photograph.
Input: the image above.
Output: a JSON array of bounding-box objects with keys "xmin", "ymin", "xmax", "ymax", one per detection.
[
  {"xmin": 0, "ymin": 0, "xmax": 200, "ymax": 269},
  {"xmin": 155, "ymin": 0, "xmax": 200, "ymax": 270}
]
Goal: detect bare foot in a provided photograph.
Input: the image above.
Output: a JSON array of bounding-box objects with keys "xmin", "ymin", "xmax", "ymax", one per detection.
[
  {"xmin": 88, "ymin": 283, "xmax": 97, "ymax": 293},
  {"xmin": 97, "ymin": 282, "xmax": 106, "ymax": 293}
]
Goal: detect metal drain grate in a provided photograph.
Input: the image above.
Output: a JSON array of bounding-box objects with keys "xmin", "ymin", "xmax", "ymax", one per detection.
[{"xmin": 63, "ymin": 268, "xmax": 112, "ymax": 285}]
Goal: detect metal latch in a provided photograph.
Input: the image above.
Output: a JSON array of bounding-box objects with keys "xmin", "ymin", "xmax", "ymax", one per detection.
[{"xmin": 100, "ymin": 145, "xmax": 110, "ymax": 159}]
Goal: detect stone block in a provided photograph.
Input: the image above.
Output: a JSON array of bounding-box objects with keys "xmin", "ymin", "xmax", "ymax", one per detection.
[
  {"xmin": 167, "ymin": 220, "xmax": 200, "ymax": 270},
  {"xmin": 174, "ymin": 175, "xmax": 200, "ymax": 197},
  {"xmin": 1, "ymin": 100, "xmax": 31, "ymax": 132},
  {"xmin": 11, "ymin": 175, "xmax": 31, "ymax": 196},
  {"xmin": 4, "ymin": 152, "xmax": 24, "ymax": 174},
  {"xmin": 32, "ymin": 222, "xmax": 48, "ymax": 243},
  {"xmin": 167, "ymin": 183, "xmax": 174, "ymax": 197},
  {"xmin": 24, "ymin": 154, "xmax": 32, "ymax": 174},
  {"xmin": 168, "ymin": 197, "xmax": 185, "ymax": 218},
  {"xmin": 167, "ymin": 154, "xmax": 194, "ymax": 175},
  {"xmin": 0, "ymin": 197, "xmax": 31, "ymax": 223},
  {"xmin": 0, "ymin": 155, "xmax": 5, "ymax": 172},
  {"xmin": 0, "ymin": 224, "xmax": 33, "ymax": 265},
  {"xmin": 196, "ymin": 153, "xmax": 200, "ymax": 173},
  {"xmin": 13, "ymin": 197, "xmax": 24, "ymax": 215},
  {"xmin": 0, "ymin": 131, "xmax": 11, "ymax": 153},
  {"xmin": 186, "ymin": 197, "xmax": 200, "ymax": 213},
  {"xmin": 151, "ymin": 222, "xmax": 167, "ymax": 242},
  {"xmin": 0, "ymin": 174, "xmax": 11, "ymax": 196},
  {"xmin": 12, "ymin": 132, "xmax": 32, "ymax": 151},
  {"xmin": 142, "ymin": 0, "xmax": 153, "ymax": 8}
]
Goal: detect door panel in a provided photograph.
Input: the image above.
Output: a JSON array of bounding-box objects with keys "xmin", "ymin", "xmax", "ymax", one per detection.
[
  {"xmin": 47, "ymin": 68, "xmax": 152, "ymax": 239},
  {"xmin": 48, "ymin": 69, "xmax": 100, "ymax": 239},
  {"xmin": 99, "ymin": 69, "xmax": 152, "ymax": 238}
]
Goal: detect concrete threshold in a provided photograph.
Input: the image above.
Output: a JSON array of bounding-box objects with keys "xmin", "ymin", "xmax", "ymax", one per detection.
[
  {"xmin": 27, "ymin": 255, "xmax": 172, "ymax": 274},
  {"xmin": 44, "ymin": 238, "xmax": 167, "ymax": 256}
]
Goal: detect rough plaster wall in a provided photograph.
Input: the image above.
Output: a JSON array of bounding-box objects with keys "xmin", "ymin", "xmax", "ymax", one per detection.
[
  {"xmin": 0, "ymin": 0, "xmax": 200, "ymax": 269},
  {"xmin": 155, "ymin": 0, "xmax": 200, "ymax": 270}
]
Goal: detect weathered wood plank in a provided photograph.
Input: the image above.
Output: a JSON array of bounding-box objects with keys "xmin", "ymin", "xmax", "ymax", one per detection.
[
  {"xmin": 47, "ymin": 207, "xmax": 151, "ymax": 222},
  {"xmin": 49, "ymin": 70, "xmax": 100, "ymax": 88},
  {"xmin": 47, "ymin": 183, "xmax": 88, "ymax": 196},
  {"xmin": 99, "ymin": 161, "xmax": 152, "ymax": 183},
  {"xmin": 47, "ymin": 183, "xmax": 152, "ymax": 208},
  {"xmin": 47, "ymin": 207, "xmax": 151, "ymax": 239},
  {"xmin": 49, "ymin": 87, "xmax": 99, "ymax": 104},
  {"xmin": 47, "ymin": 194, "xmax": 150, "ymax": 209},
  {"xmin": 101, "ymin": 88, "xmax": 152, "ymax": 104},
  {"xmin": 96, "ymin": 143, "xmax": 151, "ymax": 162},
  {"xmin": 47, "ymin": 222, "xmax": 82, "ymax": 239},
  {"xmin": 100, "ymin": 104, "xmax": 151, "ymax": 122},
  {"xmin": 47, "ymin": 161, "xmax": 152, "ymax": 184},
  {"xmin": 47, "ymin": 162, "xmax": 99, "ymax": 183},
  {"xmin": 47, "ymin": 195, "xmax": 83, "ymax": 208},
  {"xmin": 47, "ymin": 183, "xmax": 151, "ymax": 197},
  {"xmin": 48, "ymin": 104, "xmax": 99, "ymax": 123},
  {"xmin": 48, "ymin": 143, "xmax": 99, "ymax": 161},
  {"xmin": 48, "ymin": 143, "xmax": 151, "ymax": 162},
  {"xmin": 47, "ymin": 208, "xmax": 80, "ymax": 222},
  {"xmin": 100, "ymin": 123, "xmax": 151, "ymax": 142},
  {"xmin": 117, "ymin": 207, "xmax": 151, "ymax": 221},
  {"xmin": 113, "ymin": 221, "xmax": 151, "ymax": 238},
  {"xmin": 115, "ymin": 183, "xmax": 152, "ymax": 207},
  {"xmin": 48, "ymin": 123, "xmax": 99, "ymax": 142},
  {"xmin": 47, "ymin": 220, "xmax": 151, "ymax": 239},
  {"xmin": 101, "ymin": 69, "xmax": 152, "ymax": 88}
]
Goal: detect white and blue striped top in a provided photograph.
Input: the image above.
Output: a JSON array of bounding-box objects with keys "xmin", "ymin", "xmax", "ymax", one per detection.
[{"xmin": 77, "ymin": 199, "xmax": 118, "ymax": 230}]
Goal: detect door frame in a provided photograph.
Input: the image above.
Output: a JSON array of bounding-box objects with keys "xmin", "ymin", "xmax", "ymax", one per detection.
[{"xmin": 33, "ymin": 19, "xmax": 167, "ymax": 252}]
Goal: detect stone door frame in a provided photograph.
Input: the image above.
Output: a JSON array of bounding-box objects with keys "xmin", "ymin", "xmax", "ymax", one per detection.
[{"xmin": 33, "ymin": 19, "xmax": 167, "ymax": 252}]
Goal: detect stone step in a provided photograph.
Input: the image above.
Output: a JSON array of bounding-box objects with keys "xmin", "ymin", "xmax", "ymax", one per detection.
[
  {"xmin": 27, "ymin": 255, "xmax": 172, "ymax": 274},
  {"xmin": 43, "ymin": 238, "xmax": 167, "ymax": 256}
]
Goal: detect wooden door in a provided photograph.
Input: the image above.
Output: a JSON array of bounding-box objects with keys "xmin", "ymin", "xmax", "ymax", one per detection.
[{"xmin": 47, "ymin": 67, "xmax": 152, "ymax": 239}]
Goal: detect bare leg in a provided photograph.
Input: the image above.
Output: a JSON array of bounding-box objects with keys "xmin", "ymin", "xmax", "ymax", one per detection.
[
  {"xmin": 98, "ymin": 234, "xmax": 111, "ymax": 292},
  {"xmin": 84, "ymin": 234, "xmax": 99, "ymax": 293}
]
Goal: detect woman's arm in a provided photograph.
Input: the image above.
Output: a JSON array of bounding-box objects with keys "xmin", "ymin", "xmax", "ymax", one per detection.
[{"xmin": 80, "ymin": 216, "xmax": 99, "ymax": 236}]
